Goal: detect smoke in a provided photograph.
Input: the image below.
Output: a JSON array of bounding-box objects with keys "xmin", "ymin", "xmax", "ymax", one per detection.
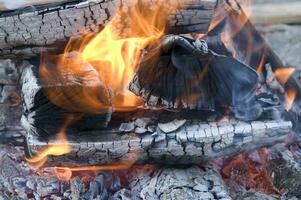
[{"xmin": 0, "ymin": 0, "xmax": 28, "ymax": 10}]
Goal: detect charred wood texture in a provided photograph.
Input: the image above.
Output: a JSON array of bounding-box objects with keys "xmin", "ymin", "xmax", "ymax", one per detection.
[
  {"xmin": 20, "ymin": 59, "xmax": 293, "ymax": 166},
  {"xmin": 0, "ymin": 59, "xmax": 25, "ymax": 145},
  {"xmin": 0, "ymin": 0, "xmax": 217, "ymax": 58},
  {"xmin": 20, "ymin": 60, "xmax": 112, "ymax": 137},
  {"xmin": 26, "ymin": 119, "xmax": 292, "ymax": 167}
]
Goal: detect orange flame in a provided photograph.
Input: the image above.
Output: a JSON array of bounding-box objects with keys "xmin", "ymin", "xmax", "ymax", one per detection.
[
  {"xmin": 40, "ymin": 0, "xmax": 179, "ymax": 113},
  {"xmin": 274, "ymin": 68, "xmax": 296, "ymax": 111},
  {"xmin": 26, "ymin": 115, "xmax": 74, "ymax": 168},
  {"xmin": 285, "ymin": 88, "xmax": 297, "ymax": 111},
  {"xmin": 274, "ymin": 68, "xmax": 295, "ymax": 86},
  {"xmin": 26, "ymin": 131, "xmax": 72, "ymax": 168}
]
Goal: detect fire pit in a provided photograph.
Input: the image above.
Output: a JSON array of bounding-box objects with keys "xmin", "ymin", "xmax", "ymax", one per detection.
[{"xmin": 1, "ymin": 0, "xmax": 301, "ymax": 199}]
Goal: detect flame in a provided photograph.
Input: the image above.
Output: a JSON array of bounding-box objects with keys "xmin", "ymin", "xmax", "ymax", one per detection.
[
  {"xmin": 274, "ymin": 68, "xmax": 295, "ymax": 86},
  {"xmin": 26, "ymin": 115, "xmax": 74, "ymax": 168},
  {"xmin": 49, "ymin": 151, "xmax": 139, "ymax": 181},
  {"xmin": 285, "ymin": 88, "xmax": 297, "ymax": 111},
  {"xmin": 274, "ymin": 68, "xmax": 296, "ymax": 111},
  {"xmin": 40, "ymin": 0, "xmax": 179, "ymax": 113},
  {"xmin": 26, "ymin": 131, "xmax": 71, "ymax": 168}
]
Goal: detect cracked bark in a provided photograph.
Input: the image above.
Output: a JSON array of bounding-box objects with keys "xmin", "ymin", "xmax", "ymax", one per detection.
[
  {"xmin": 19, "ymin": 58, "xmax": 293, "ymax": 166},
  {"xmin": 0, "ymin": 0, "xmax": 217, "ymax": 58}
]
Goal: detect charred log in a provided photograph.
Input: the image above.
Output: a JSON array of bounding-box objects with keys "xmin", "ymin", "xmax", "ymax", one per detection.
[
  {"xmin": 0, "ymin": 0, "xmax": 217, "ymax": 58},
  {"xmin": 25, "ymin": 119, "xmax": 292, "ymax": 167},
  {"xmin": 19, "ymin": 59, "xmax": 112, "ymax": 138}
]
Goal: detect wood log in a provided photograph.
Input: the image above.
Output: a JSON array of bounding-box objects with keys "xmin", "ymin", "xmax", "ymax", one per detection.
[
  {"xmin": 19, "ymin": 60, "xmax": 113, "ymax": 138},
  {"xmin": 25, "ymin": 119, "xmax": 292, "ymax": 167},
  {"xmin": 0, "ymin": 0, "xmax": 217, "ymax": 58},
  {"xmin": 0, "ymin": 0, "xmax": 68, "ymax": 11},
  {"xmin": 19, "ymin": 57, "xmax": 293, "ymax": 166}
]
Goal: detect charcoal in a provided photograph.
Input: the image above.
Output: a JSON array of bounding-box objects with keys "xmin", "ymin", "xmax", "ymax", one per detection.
[
  {"xmin": 157, "ymin": 119, "xmax": 187, "ymax": 133},
  {"xmin": 134, "ymin": 127, "xmax": 147, "ymax": 134},
  {"xmin": 128, "ymin": 166, "xmax": 232, "ymax": 200},
  {"xmin": 36, "ymin": 177, "xmax": 60, "ymax": 198},
  {"xmin": 70, "ymin": 177, "xmax": 85, "ymax": 200},
  {"xmin": 111, "ymin": 176, "xmax": 121, "ymax": 192},
  {"xmin": 119, "ymin": 123, "xmax": 135, "ymax": 132},
  {"xmin": 111, "ymin": 189, "xmax": 132, "ymax": 200},
  {"xmin": 134, "ymin": 118, "xmax": 152, "ymax": 129}
]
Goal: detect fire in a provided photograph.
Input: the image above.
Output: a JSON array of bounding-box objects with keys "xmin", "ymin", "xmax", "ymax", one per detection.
[
  {"xmin": 221, "ymin": 149, "xmax": 280, "ymax": 195},
  {"xmin": 285, "ymin": 88, "xmax": 297, "ymax": 111},
  {"xmin": 274, "ymin": 68, "xmax": 296, "ymax": 111},
  {"xmin": 30, "ymin": 0, "xmax": 183, "ymax": 177},
  {"xmin": 26, "ymin": 131, "xmax": 71, "ymax": 168},
  {"xmin": 40, "ymin": 0, "xmax": 178, "ymax": 113},
  {"xmin": 274, "ymin": 68, "xmax": 295, "ymax": 86}
]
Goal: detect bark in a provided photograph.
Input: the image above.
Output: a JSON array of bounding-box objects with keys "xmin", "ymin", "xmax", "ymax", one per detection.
[
  {"xmin": 25, "ymin": 119, "xmax": 292, "ymax": 167},
  {"xmin": 0, "ymin": 0, "xmax": 217, "ymax": 58}
]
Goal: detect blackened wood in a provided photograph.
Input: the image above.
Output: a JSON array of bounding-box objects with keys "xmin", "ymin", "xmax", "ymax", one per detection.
[
  {"xmin": 19, "ymin": 60, "xmax": 112, "ymax": 138},
  {"xmin": 0, "ymin": 0, "xmax": 217, "ymax": 58},
  {"xmin": 25, "ymin": 119, "xmax": 292, "ymax": 167}
]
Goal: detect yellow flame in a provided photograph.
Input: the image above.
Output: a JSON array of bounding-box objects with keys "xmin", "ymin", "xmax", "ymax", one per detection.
[
  {"xmin": 26, "ymin": 131, "xmax": 72, "ymax": 168},
  {"xmin": 26, "ymin": 115, "xmax": 75, "ymax": 168},
  {"xmin": 285, "ymin": 88, "xmax": 297, "ymax": 111},
  {"xmin": 274, "ymin": 68, "xmax": 296, "ymax": 111},
  {"xmin": 40, "ymin": 0, "xmax": 178, "ymax": 113},
  {"xmin": 274, "ymin": 68, "xmax": 295, "ymax": 86}
]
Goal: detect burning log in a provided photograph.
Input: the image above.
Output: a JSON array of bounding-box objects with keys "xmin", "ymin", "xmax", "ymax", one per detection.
[
  {"xmin": 0, "ymin": 0, "xmax": 217, "ymax": 58},
  {"xmin": 19, "ymin": 39, "xmax": 294, "ymax": 167},
  {"xmin": 25, "ymin": 118, "xmax": 292, "ymax": 167},
  {"xmin": 20, "ymin": 59, "xmax": 113, "ymax": 137}
]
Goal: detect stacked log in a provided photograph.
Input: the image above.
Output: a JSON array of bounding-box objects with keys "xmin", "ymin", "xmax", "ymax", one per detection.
[{"xmin": 0, "ymin": 0, "xmax": 217, "ymax": 58}]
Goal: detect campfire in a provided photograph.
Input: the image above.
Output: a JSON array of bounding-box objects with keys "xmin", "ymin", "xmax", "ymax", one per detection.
[{"xmin": 1, "ymin": 0, "xmax": 301, "ymax": 199}]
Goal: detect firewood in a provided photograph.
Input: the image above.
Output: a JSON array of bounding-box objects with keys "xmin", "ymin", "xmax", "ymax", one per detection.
[
  {"xmin": 18, "ymin": 52, "xmax": 293, "ymax": 166},
  {"xmin": 0, "ymin": 0, "xmax": 68, "ymax": 10},
  {"xmin": 25, "ymin": 119, "xmax": 292, "ymax": 167},
  {"xmin": 19, "ymin": 59, "xmax": 113, "ymax": 138},
  {"xmin": 129, "ymin": 35, "xmax": 263, "ymax": 121},
  {"xmin": 0, "ymin": 0, "xmax": 217, "ymax": 58}
]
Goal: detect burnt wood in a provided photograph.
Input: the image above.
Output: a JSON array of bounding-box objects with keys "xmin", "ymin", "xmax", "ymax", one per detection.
[
  {"xmin": 20, "ymin": 60, "xmax": 113, "ymax": 137},
  {"xmin": 25, "ymin": 119, "xmax": 292, "ymax": 167},
  {"xmin": 0, "ymin": 0, "xmax": 217, "ymax": 58}
]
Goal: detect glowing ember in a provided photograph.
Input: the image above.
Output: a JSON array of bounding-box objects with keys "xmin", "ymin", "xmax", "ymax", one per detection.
[{"xmin": 221, "ymin": 149, "xmax": 280, "ymax": 195}]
